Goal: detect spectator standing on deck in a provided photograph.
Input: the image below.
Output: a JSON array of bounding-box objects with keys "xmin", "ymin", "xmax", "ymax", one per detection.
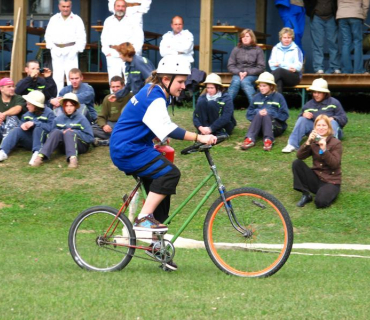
[{"xmin": 45, "ymin": 0, "xmax": 86, "ymax": 94}]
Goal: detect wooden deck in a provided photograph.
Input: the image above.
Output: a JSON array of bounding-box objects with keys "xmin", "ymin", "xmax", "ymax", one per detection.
[
  {"xmin": 218, "ymin": 73, "xmax": 370, "ymax": 90},
  {"xmin": 1, "ymin": 71, "xmax": 370, "ymax": 91}
]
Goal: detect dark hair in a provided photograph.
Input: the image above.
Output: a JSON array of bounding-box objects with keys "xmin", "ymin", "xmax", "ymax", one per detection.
[
  {"xmin": 33, "ymin": 106, "xmax": 44, "ymax": 116},
  {"xmin": 110, "ymin": 76, "xmax": 125, "ymax": 85},
  {"xmin": 146, "ymin": 70, "xmax": 175, "ymax": 95},
  {"xmin": 111, "ymin": 42, "xmax": 136, "ymax": 58},
  {"xmin": 25, "ymin": 60, "xmax": 40, "ymax": 68},
  {"xmin": 62, "ymin": 99, "xmax": 79, "ymax": 110}
]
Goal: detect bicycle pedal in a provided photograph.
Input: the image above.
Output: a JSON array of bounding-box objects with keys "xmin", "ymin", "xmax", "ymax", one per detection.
[{"xmin": 159, "ymin": 264, "xmax": 173, "ymax": 272}]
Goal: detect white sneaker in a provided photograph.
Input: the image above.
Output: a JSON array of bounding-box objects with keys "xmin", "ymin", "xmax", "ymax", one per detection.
[
  {"xmin": 316, "ymin": 70, "xmax": 324, "ymax": 74},
  {"xmin": 29, "ymin": 151, "xmax": 39, "ymax": 165},
  {"xmin": 282, "ymin": 144, "xmax": 296, "ymax": 153},
  {"xmin": 333, "ymin": 69, "xmax": 341, "ymax": 74},
  {"xmin": 0, "ymin": 150, "xmax": 8, "ymax": 161}
]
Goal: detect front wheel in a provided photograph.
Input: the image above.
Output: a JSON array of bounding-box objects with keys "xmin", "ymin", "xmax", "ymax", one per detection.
[
  {"xmin": 68, "ymin": 206, "xmax": 136, "ymax": 272},
  {"xmin": 204, "ymin": 188, "xmax": 293, "ymax": 278}
]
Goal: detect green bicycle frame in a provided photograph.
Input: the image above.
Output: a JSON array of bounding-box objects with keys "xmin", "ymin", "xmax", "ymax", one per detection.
[
  {"xmin": 136, "ymin": 171, "xmax": 218, "ymax": 244},
  {"xmin": 163, "ymin": 171, "xmax": 218, "ymax": 244}
]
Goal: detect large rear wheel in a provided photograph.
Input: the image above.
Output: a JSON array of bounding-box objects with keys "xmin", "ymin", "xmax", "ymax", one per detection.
[
  {"xmin": 68, "ymin": 206, "xmax": 136, "ymax": 272},
  {"xmin": 204, "ymin": 188, "xmax": 293, "ymax": 278}
]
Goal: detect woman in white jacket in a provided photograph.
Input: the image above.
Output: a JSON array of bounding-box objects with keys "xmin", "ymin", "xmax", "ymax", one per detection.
[{"xmin": 268, "ymin": 27, "xmax": 303, "ymax": 93}]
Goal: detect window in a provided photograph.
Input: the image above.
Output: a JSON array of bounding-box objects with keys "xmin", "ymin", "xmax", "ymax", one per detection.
[
  {"xmin": 0, "ymin": 0, "xmax": 53, "ymax": 16},
  {"xmin": 29, "ymin": 0, "xmax": 52, "ymax": 15}
]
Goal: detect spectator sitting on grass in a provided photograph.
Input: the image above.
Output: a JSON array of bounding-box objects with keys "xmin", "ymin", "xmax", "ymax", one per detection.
[
  {"xmin": 0, "ymin": 91, "xmax": 55, "ymax": 165},
  {"xmin": 50, "ymin": 68, "xmax": 97, "ymax": 123},
  {"xmin": 282, "ymin": 78, "xmax": 347, "ymax": 153},
  {"xmin": 32, "ymin": 93, "xmax": 94, "ymax": 169},
  {"xmin": 193, "ymin": 73, "xmax": 236, "ymax": 136},
  {"xmin": 15, "ymin": 60, "xmax": 57, "ymax": 103},
  {"xmin": 240, "ymin": 72, "xmax": 289, "ymax": 152},
  {"xmin": 0, "ymin": 78, "xmax": 26, "ymax": 143},
  {"xmin": 92, "ymin": 76, "xmax": 132, "ymax": 146},
  {"xmin": 292, "ymin": 114, "xmax": 342, "ymax": 208}
]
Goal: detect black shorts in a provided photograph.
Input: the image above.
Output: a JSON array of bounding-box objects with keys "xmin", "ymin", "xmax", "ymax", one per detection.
[{"xmin": 133, "ymin": 155, "xmax": 181, "ymax": 195}]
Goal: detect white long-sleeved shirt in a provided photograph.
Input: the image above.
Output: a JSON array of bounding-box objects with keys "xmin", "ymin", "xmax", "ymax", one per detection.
[
  {"xmin": 101, "ymin": 15, "xmax": 139, "ymax": 58},
  {"xmin": 45, "ymin": 12, "xmax": 86, "ymax": 52},
  {"xmin": 108, "ymin": 0, "xmax": 151, "ymax": 24},
  {"xmin": 159, "ymin": 30, "xmax": 194, "ymax": 63}
]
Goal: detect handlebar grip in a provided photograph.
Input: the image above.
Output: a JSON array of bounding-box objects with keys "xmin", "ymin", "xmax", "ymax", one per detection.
[{"xmin": 180, "ymin": 134, "xmax": 229, "ymax": 155}]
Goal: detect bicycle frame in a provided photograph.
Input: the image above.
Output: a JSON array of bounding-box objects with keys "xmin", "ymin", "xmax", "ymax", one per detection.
[{"xmin": 108, "ymin": 147, "xmax": 245, "ymax": 249}]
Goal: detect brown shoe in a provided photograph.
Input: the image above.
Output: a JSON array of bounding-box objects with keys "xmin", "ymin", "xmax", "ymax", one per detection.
[
  {"xmin": 240, "ymin": 138, "xmax": 255, "ymax": 150},
  {"xmin": 68, "ymin": 156, "xmax": 78, "ymax": 169},
  {"xmin": 31, "ymin": 155, "xmax": 43, "ymax": 167}
]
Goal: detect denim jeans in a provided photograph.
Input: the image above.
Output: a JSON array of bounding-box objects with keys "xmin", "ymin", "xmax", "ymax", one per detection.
[
  {"xmin": 228, "ymin": 75, "xmax": 258, "ymax": 105},
  {"xmin": 338, "ymin": 18, "xmax": 364, "ymax": 74},
  {"xmin": 310, "ymin": 15, "xmax": 340, "ymax": 72},
  {"xmin": 288, "ymin": 117, "xmax": 342, "ymax": 149}
]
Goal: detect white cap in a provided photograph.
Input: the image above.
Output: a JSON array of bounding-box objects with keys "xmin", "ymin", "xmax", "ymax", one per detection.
[
  {"xmin": 308, "ymin": 78, "xmax": 330, "ymax": 93},
  {"xmin": 204, "ymin": 73, "xmax": 223, "ymax": 86},
  {"xmin": 255, "ymin": 72, "xmax": 276, "ymax": 86},
  {"xmin": 22, "ymin": 90, "xmax": 45, "ymax": 108},
  {"xmin": 60, "ymin": 92, "xmax": 80, "ymax": 109}
]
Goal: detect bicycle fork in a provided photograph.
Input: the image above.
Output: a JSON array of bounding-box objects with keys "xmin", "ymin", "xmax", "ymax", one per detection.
[{"xmin": 205, "ymin": 149, "xmax": 250, "ymax": 236}]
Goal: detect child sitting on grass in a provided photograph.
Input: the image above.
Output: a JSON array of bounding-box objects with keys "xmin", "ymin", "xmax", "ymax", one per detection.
[
  {"xmin": 0, "ymin": 90, "xmax": 55, "ymax": 165},
  {"xmin": 32, "ymin": 93, "xmax": 94, "ymax": 169}
]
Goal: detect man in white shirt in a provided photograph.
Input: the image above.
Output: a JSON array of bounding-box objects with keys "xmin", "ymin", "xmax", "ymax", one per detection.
[
  {"xmin": 108, "ymin": 0, "xmax": 151, "ymax": 32},
  {"xmin": 44, "ymin": 0, "xmax": 86, "ymax": 94},
  {"xmin": 159, "ymin": 15, "xmax": 194, "ymax": 64},
  {"xmin": 102, "ymin": 0, "xmax": 145, "ymax": 81}
]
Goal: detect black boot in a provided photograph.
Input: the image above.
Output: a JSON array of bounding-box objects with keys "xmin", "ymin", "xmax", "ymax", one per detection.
[{"xmin": 297, "ymin": 193, "xmax": 313, "ymax": 207}]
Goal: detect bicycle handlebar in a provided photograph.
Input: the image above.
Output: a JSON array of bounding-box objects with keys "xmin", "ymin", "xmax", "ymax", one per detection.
[{"xmin": 180, "ymin": 134, "xmax": 229, "ymax": 155}]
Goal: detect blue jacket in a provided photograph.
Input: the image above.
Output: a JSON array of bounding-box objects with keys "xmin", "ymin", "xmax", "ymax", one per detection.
[
  {"xmin": 21, "ymin": 107, "xmax": 55, "ymax": 133},
  {"xmin": 115, "ymin": 55, "xmax": 155, "ymax": 99},
  {"xmin": 247, "ymin": 91, "xmax": 289, "ymax": 129},
  {"xmin": 59, "ymin": 83, "xmax": 97, "ymax": 121},
  {"xmin": 268, "ymin": 41, "xmax": 303, "ymax": 74},
  {"xmin": 301, "ymin": 97, "xmax": 348, "ymax": 128},
  {"xmin": 111, "ymin": 84, "xmax": 170, "ymax": 174},
  {"xmin": 15, "ymin": 76, "xmax": 57, "ymax": 102},
  {"xmin": 52, "ymin": 110, "xmax": 94, "ymax": 144},
  {"xmin": 193, "ymin": 92, "xmax": 236, "ymax": 135}
]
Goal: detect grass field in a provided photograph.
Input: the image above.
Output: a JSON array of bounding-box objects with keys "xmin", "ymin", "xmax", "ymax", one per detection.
[{"xmin": 1, "ymin": 107, "xmax": 370, "ymax": 319}]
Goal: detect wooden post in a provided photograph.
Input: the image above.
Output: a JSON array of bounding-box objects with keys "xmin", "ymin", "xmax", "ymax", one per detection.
[
  {"xmin": 255, "ymin": 0, "xmax": 267, "ymax": 34},
  {"xmin": 80, "ymin": 0, "xmax": 91, "ymax": 43},
  {"xmin": 199, "ymin": 0, "xmax": 213, "ymax": 74},
  {"xmin": 11, "ymin": 0, "xmax": 27, "ymax": 83}
]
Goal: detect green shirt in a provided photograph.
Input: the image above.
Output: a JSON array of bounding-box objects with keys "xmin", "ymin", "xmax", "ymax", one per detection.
[
  {"xmin": 96, "ymin": 92, "xmax": 133, "ymax": 127},
  {"xmin": 0, "ymin": 94, "xmax": 26, "ymax": 114}
]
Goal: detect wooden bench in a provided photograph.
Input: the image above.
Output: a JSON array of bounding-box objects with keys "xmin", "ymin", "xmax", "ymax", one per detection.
[
  {"xmin": 194, "ymin": 45, "xmax": 228, "ymax": 71},
  {"xmin": 284, "ymin": 85, "xmax": 310, "ymax": 108}
]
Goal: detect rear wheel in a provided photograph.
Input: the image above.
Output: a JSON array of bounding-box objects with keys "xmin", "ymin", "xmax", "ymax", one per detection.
[
  {"xmin": 68, "ymin": 206, "xmax": 136, "ymax": 272},
  {"xmin": 204, "ymin": 188, "xmax": 293, "ymax": 278}
]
